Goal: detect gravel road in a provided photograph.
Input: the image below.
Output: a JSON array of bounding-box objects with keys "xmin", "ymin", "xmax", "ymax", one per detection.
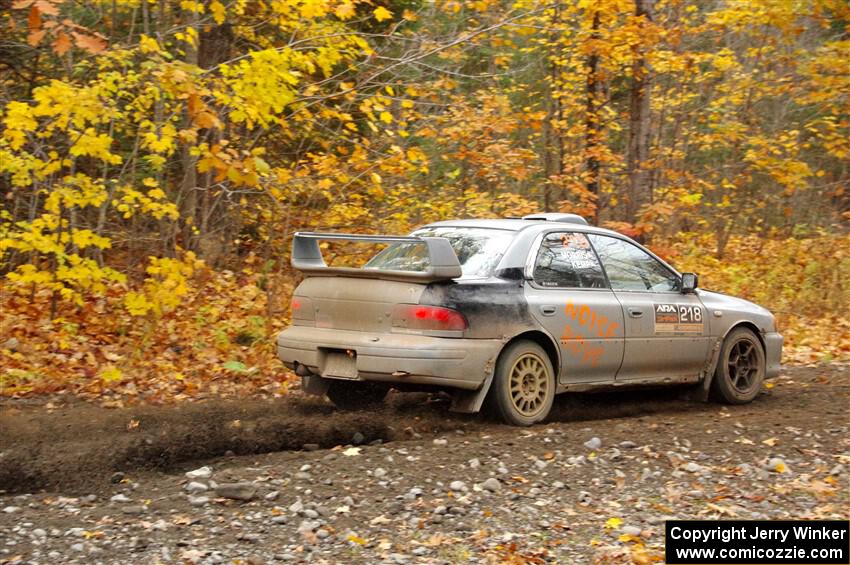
[{"xmin": 1, "ymin": 364, "xmax": 848, "ymax": 564}]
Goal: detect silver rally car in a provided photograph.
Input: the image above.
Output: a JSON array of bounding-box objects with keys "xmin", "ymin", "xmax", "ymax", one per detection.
[{"xmin": 277, "ymin": 213, "xmax": 782, "ymax": 425}]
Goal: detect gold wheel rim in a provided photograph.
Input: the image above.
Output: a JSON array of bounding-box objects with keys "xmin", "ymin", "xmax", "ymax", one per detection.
[{"xmin": 509, "ymin": 353, "xmax": 549, "ymax": 417}]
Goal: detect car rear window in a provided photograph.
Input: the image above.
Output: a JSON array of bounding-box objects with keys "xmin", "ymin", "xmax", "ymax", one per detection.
[{"xmin": 364, "ymin": 227, "xmax": 514, "ymax": 278}]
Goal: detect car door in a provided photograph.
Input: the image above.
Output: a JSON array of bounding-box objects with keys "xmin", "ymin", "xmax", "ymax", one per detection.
[
  {"xmin": 524, "ymin": 231, "xmax": 625, "ymax": 384},
  {"xmin": 586, "ymin": 234, "xmax": 710, "ymax": 382}
]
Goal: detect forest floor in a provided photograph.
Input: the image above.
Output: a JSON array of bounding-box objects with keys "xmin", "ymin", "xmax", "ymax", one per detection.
[{"xmin": 1, "ymin": 364, "xmax": 848, "ymax": 564}]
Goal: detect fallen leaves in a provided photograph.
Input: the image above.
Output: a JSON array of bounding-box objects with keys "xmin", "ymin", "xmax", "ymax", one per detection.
[
  {"xmin": 172, "ymin": 515, "xmax": 193, "ymax": 526},
  {"xmin": 781, "ymin": 478, "xmax": 838, "ymax": 499},
  {"xmin": 704, "ymin": 502, "xmax": 740, "ymax": 516},
  {"xmin": 99, "ymin": 365, "xmax": 123, "ymax": 383},
  {"xmin": 0, "ymin": 268, "xmax": 294, "ymax": 403}
]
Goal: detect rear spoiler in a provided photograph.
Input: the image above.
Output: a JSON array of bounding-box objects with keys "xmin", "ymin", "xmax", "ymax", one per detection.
[{"xmin": 291, "ymin": 232, "xmax": 462, "ymax": 282}]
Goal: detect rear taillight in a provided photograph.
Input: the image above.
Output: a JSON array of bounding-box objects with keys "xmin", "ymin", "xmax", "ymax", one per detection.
[
  {"xmin": 291, "ymin": 296, "xmax": 315, "ymax": 326},
  {"xmin": 392, "ymin": 304, "xmax": 468, "ymax": 332}
]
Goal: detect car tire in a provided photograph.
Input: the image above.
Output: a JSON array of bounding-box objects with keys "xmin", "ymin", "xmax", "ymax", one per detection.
[
  {"xmin": 489, "ymin": 340, "xmax": 555, "ymax": 426},
  {"xmin": 711, "ymin": 327, "xmax": 766, "ymax": 404},
  {"xmin": 326, "ymin": 380, "xmax": 389, "ymax": 410}
]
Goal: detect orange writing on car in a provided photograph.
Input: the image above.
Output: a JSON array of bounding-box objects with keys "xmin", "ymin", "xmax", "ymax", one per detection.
[
  {"xmin": 564, "ymin": 302, "xmax": 620, "ymax": 338},
  {"xmin": 560, "ymin": 325, "xmax": 604, "ymax": 366},
  {"xmin": 559, "ymin": 302, "xmax": 620, "ymax": 366}
]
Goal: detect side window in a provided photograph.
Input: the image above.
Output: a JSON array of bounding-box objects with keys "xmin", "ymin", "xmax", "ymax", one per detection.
[
  {"xmin": 532, "ymin": 232, "xmax": 607, "ymax": 289},
  {"xmin": 587, "ymin": 235, "xmax": 680, "ymax": 292}
]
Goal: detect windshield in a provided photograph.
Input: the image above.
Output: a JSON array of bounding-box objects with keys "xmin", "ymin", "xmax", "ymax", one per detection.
[{"xmin": 364, "ymin": 227, "xmax": 514, "ymax": 278}]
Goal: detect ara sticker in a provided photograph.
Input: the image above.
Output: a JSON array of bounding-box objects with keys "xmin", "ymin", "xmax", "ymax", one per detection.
[{"xmin": 654, "ymin": 303, "xmax": 704, "ymax": 334}]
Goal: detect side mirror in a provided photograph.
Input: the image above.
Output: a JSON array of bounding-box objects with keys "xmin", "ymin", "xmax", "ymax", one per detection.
[{"xmin": 681, "ymin": 272, "xmax": 698, "ymax": 294}]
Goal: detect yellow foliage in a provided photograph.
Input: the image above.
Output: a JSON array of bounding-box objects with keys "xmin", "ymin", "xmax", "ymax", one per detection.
[
  {"xmin": 373, "ymin": 6, "xmax": 392, "ymax": 21},
  {"xmin": 209, "ymin": 0, "xmax": 226, "ymax": 24},
  {"xmin": 1, "ymin": 101, "xmax": 37, "ymax": 150},
  {"xmin": 125, "ymin": 253, "xmax": 201, "ymax": 317},
  {"xmin": 139, "ymin": 34, "xmax": 162, "ymax": 54}
]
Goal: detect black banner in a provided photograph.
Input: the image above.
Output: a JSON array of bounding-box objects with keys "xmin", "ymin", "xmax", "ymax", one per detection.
[{"xmin": 665, "ymin": 520, "xmax": 849, "ymax": 564}]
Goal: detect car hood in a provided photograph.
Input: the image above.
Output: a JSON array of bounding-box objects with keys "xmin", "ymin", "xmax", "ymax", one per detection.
[{"xmin": 697, "ymin": 289, "xmax": 777, "ymax": 333}]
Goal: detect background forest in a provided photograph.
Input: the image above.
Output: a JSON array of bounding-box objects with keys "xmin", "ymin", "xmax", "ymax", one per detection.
[{"xmin": 1, "ymin": 0, "xmax": 848, "ymax": 402}]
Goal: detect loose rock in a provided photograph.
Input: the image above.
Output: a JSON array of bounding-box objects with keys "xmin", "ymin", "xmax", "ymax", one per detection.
[
  {"xmin": 583, "ymin": 437, "xmax": 602, "ymax": 450},
  {"xmin": 185, "ymin": 466, "xmax": 213, "ymax": 480},
  {"xmin": 185, "ymin": 481, "xmax": 208, "ymax": 493},
  {"xmin": 766, "ymin": 457, "xmax": 790, "ymax": 473},
  {"xmin": 216, "ymin": 482, "xmax": 257, "ymax": 501},
  {"xmin": 448, "ymin": 480, "xmax": 466, "ymax": 491},
  {"xmin": 481, "ymin": 478, "xmax": 502, "ymax": 492}
]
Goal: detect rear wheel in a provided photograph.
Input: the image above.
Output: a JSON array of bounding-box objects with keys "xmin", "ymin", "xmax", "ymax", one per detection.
[
  {"xmin": 711, "ymin": 327, "xmax": 765, "ymax": 404},
  {"xmin": 326, "ymin": 380, "xmax": 389, "ymax": 410},
  {"xmin": 489, "ymin": 340, "xmax": 555, "ymax": 426}
]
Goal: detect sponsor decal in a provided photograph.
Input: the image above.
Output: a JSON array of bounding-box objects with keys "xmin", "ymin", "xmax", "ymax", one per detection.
[{"xmin": 654, "ymin": 303, "xmax": 704, "ymax": 334}]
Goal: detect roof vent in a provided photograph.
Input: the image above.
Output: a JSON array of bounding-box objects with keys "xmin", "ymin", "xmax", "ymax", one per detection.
[{"xmin": 522, "ymin": 213, "xmax": 589, "ymax": 225}]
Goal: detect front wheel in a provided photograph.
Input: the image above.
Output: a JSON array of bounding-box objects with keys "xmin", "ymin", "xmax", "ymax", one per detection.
[
  {"xmin": 711, "ymin": 327, "xmax": 766, "ymax": 404},
  {"xmin": 326, "ymin": 380, "xmax": 389, "ymax": 410},
  {"xmin": 489, "ymin": 340, "xmax": 555, "ymax": 426}
]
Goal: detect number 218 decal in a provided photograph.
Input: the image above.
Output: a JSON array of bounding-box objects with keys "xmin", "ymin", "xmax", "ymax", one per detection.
[{"xmin": 678, "ymin": 305, "xmax": 702, "ymax": 323}]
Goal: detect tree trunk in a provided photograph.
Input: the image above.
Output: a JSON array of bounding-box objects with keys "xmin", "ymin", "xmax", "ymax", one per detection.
[
  {"xmin": 626, "ymin": 0, "xmax": 653, "ymax": 231},
  {"xmin": 542, "ymin": 5, "xmax": 564, "ymax": 213},
  {"xmin": 180, "ymin": 9, "xmax": 200, "ymax": 252},
  {"xmin": 585, "ymin": 10, "xmax": 602, "ymax": 224}
]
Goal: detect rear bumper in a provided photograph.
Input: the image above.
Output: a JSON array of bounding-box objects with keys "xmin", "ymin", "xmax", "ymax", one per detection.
[
  {"xmin": 276, "ymin": 326, "xmax": 502, "ymax": 390},
  {"xmin": 765, "ymin": 331, "xmax": 783, "ymax": 378}
]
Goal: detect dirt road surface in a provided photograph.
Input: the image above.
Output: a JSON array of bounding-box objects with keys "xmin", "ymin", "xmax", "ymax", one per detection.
[{"xmin": 1, "ymin": 364, "xmax": 848, "ymax": 564}]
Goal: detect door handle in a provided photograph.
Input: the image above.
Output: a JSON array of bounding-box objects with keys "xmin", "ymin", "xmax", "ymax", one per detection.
[
  {"xmin": 628, "ymin": 308, "xmax": 644, "ymax": 318},
  {"xmin": 540, "ymin": 305, "xmax": 557, "ymax": 316}
]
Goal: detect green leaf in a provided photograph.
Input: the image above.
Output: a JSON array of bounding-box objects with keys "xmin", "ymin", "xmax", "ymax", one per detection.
[{"xmin": 222, "ymin": 360, "xmax": 249, "ymax": 373}]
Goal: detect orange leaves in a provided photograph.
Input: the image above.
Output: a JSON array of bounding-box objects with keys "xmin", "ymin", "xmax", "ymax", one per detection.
[
  {"xmin": 187, "ymin": 93, "xmax": 221, "ymax": 130},
  {"xmin": 197, "ymin": 144, "xmax": 268, "ymax": 188},
  {"xmin": 27, "ymin": 5, "xmax": 41, "ymax": 31},
  {"xmin": 14, "ymin": 0, "xmax": 106, "ymax": 54},
  {"xmin": 601, "ymin": 221, "xmax": 642, "ymax": 239},
  {"xmin": 70, "ymin": 30, "xmax": 107, "ymax": 54},
  {"xmin": 52, "ymin": 31, "xmax": 71, "ymax": 55},
  {"xmin": 26, "ymin": 5, "xmax": 45, "ymax": 46}
]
